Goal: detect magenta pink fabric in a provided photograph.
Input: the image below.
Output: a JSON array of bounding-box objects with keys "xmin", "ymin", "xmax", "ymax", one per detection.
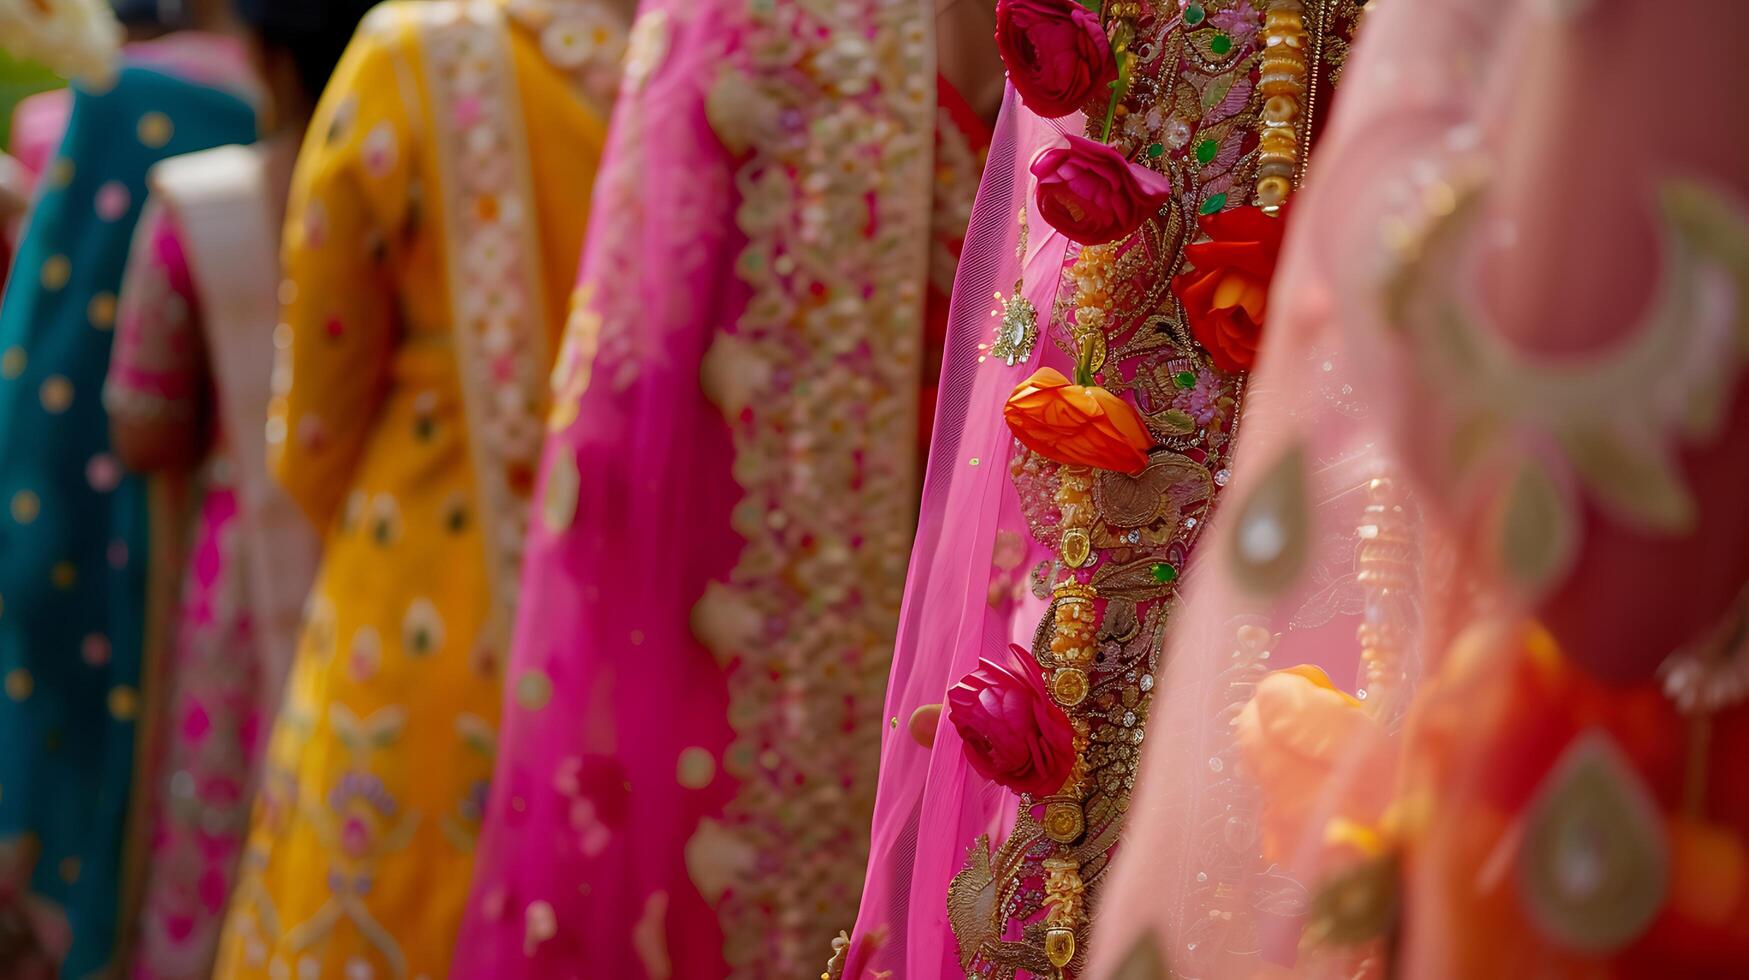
[{"xmin": 453, "ymin": 3, "xmax": 988, "ymax": 977}]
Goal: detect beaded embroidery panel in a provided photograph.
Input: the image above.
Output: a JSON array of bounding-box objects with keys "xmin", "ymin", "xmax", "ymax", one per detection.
[
  {"xmin": 946, "ymin": 2, "xmax": 1363, "ymax": 976},
  {"xmin": 700, "ymin": 2, "xmax": 939, "ymax": 977}
]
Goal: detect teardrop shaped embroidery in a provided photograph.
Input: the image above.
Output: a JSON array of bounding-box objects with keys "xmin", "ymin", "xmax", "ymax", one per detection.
[
  {"xmin": 1107, "ymin": 929, "xmax": 1172, "ymax": 980},
  {"xmin": 1496, "ymin": 459, "xmax": 1576, "ymax": 595},
  {"xmin": 541, "ymin": 445, "xmax": 581, "ymax": 533},
  {"xmin": 1517, "ymin": 731, "xmax": 1669, "ymax": 953},
  {"xmin": 1227, "ymin": 443, "xmax": 1311, "ymax": 597}
]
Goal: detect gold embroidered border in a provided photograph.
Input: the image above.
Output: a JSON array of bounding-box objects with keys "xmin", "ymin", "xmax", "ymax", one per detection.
[
  {"xmin": 413, "ymin": 0, "xmax": 556, "ymax": 669},
  {"xmin": 705, "ymin": 2, "xmax": 937, "ymax": 976}
]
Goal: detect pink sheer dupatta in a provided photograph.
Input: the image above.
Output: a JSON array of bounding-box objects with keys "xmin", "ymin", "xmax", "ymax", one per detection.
[
  {"xmin": 848, "ymin": 90, "xmax": 1079, "ymax": 979},
  {"xmin": 1088, "ymin": 1, "xmax": 1749, "ymax": 977}
]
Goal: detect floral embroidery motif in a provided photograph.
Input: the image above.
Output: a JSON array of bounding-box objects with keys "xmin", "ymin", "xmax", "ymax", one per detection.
[
  {"xmin": 435, "ymin": 714, "xmax": 497, "ymax": 853},
  {"xmin": 1382, "ymin": 177, "xmax": 1749, "ymax": 593},
  {"xmin": 414, "ymin": 1, "xmax": 624, "ymax": 670},
  {"xmin": 506, "ymin": 0, "xmax": 628, "ymax": 110},
  {"xmin": 696, "ymin": 2, "xmax": 940, "ymax": 976},
  {"xmin": 273, "ymin": 704, "xmax": 418, "ymax": 978}
]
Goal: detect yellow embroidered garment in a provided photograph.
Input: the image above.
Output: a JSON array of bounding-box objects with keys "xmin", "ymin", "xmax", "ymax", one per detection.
[{"xmin": 211, "ymin": 2, "xmax": 624, "ymax": 977}]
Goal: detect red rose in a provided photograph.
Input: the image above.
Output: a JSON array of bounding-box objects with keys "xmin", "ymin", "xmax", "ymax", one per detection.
[
  {"xmin": 995, "ymin": 0, "xmax": 1118, "ymax": 119},
  {"xmin": 1030, "ymin": 135, "xmax": 1173, "ymax": 247},
  {"xmin": 947, "ymin": 644, "xmax": 1076, "ymax": 798},
  {"xmin": 1172, "ymin": 204, "xmax": 1289, "ymax": 373}
]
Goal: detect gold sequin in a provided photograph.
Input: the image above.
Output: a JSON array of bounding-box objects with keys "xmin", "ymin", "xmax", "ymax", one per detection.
[
  {"xmin": 541, "ymin": 446, "xmax": 580, "ymax": 532},
  {"xmin": 88, "ymin": 292, "xmax": 116, "ymax": 330},
  {"xmin": 1, "ymin": 347, "xmax": 24, "ymax": 379},
  {"xmin": 516, "ymin": 671, "xmax": 552, "ymax": 711},
  {"xmin": 5, "ymin": 668, "xmax": 32, "ymax": 701},
  {"xmin": 59, "ymin": 857, "xmax": 80, "ymax": 884},
  {"xmin": 10, "ymin": 491, "xmax": 39, "ymax": 525},
  {"xmin": 108, "ymin": 686, "xmax": 140, "ymax": 721},
  {"xmin": 40, "ymin": 255, "xmax": 70, "ymax": 291},
  {"xmin": 51, "ymin": 562, "xmax": 77, "ymax": 590},
  {"xmin": 137, "ymin": 111, "xmax": 173, "ymax": 148},
  {"xmin": 39, "ymin": 376, "xmax": 73, "ymax": 413},
  {"xmin": 676, "ymin": 747, "xmax": 716, "ymax": 789},
  {"xmin": 47, "ymin": 158, "xmax": 73, "ymax": 188}
]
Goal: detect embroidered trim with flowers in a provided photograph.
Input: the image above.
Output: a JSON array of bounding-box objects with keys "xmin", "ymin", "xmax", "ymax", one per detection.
[
  {"xmin": 412, "ymin": 0, "xmax": 626, "ymax": 673},
  {"xmin": 693, "ymin": 2, "xmax": 942, "ymax": 978},
  {"xmin": 505, "ymin": 0, "xmax": 629, "ymax": 111},
  {"xmin": 943, "ymin": 1, "xmax": 1363, "ymax": 976}
]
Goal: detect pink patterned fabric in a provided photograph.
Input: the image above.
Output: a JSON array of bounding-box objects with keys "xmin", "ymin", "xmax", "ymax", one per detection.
[
  {"xmin": 106, "ymin": 185, "xmax": 297, "ymax": 979},
  {"xmin": 846, "ymin": 93, "xmax": 1072, "ymax": 979},
  {"xmin": 454, "ymin": 2, "xmax": 988, "ymax": 977},
  {"xmin": 1082, "ymin": 1, "xmax": 1749, "ymax": 977},
  {"xmin": 107, "ymin": 206, "xmax": 206, "ymax": 415}
]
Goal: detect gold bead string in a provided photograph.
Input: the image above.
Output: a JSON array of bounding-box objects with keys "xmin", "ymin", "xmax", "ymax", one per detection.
[{"xmin": 1255, "ymin": 0, "xmax": 1309, "ymax": 209}]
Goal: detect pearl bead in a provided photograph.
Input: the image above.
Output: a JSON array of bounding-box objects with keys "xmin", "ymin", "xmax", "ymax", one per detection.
[
  {"xmin": 1256, "ymin": 176, "xmax": 1292, "ymax": 207},
  {"xmin": 1262, "ymin": 95, "xmax": 1299, "ymax": 124}
]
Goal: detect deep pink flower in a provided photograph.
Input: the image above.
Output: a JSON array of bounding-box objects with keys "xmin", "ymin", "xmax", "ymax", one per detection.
[
  {"xmin": 340, "ymin": 816, "xmax": 374, "ymax": 859},
  {"xmin": 1031, "ymin": 135, "xmax": 1173, "ymax": 246},
  {"xmin": 995, "ymin": 0, "xmax": 1118, "ymax": 119},
  {"xmin": 947, "ymin": 644, "xmax": 1076, "ymax": 798}
]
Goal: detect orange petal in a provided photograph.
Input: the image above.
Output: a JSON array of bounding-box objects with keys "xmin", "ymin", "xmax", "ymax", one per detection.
[{"xmin": 1669, "ymin": 818, "xmax": 1747, "ymax": 927}]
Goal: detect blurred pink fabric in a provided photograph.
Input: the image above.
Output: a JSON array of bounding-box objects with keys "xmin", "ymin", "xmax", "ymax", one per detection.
[{"xmin": 1087, "ymin": 0, "xmax": 1749, "ymax": 977}]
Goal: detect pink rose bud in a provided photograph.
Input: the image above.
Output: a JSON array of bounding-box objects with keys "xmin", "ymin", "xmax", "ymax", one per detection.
[
  {"xmin": 1031, "ymin": 135, "xmax": 1173, "ymax": 246},
  {"xmin": 947, "ymin": 644, "xmax": 1076, "ymax": 799}
]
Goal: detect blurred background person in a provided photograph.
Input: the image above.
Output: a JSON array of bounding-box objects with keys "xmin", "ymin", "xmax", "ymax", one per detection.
[
  {"xmin": 449, "ymin": 0, "xmax": 995, "ymax": 975},
  {"xmin": 209, "ymin": 0, "xmax": 634, "ymax": 977},
  {"xmin": 3, "ymin": 0, "xmax": 259, "ymax": 301},
  {"xmin": 0, "ymin": 0, "xmax": 256, "ymax": 974},
  {"xmin": 102, "ymin": 1, "xmax": 378, "ymax": 975}
]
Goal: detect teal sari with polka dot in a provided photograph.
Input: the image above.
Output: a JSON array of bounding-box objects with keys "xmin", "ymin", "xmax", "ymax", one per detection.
[{"xmin": 0, "ymin": 65, "xmax": 253, "ymax": 977}]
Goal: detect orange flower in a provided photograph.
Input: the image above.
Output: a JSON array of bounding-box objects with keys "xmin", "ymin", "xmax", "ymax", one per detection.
[
  {"xmin": 1172, "ymin": 205, "xmax": 1288, "ymax": 373},
  {"xmin": 1003, "ymin": 367, "xmax": 1151, "ymax": 474},
  {"xmin": 1236, "ymin": 664, "xmax": 1392, "ymax": 869}
]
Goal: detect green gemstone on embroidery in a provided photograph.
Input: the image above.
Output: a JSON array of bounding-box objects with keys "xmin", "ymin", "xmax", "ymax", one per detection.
[
  {"xmin": 1195, "ymin": 139, "xmax": 1218, "ymax": 165},
  {"xmin": 1184, "ymin": 3, "xmax": 1206, "ymax": 25},
  {"xmin": 1174, "ymin": 371, "xmax": 1197, "ymax": 389},
  {"xmin": 1199, "ymin": 192, "xmax": 1228, "ymax": 215},
  {"xmin": 1210, "ymin": 33, "xmax": 1233, "ymax": 55},
  {"xmin": 1150, "ymin": 562, "xmax": 1179, "ymax": 584},
  {"xmin": 1147, "ymin": 142, "xmax": 1165, "ymax": 159}
]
